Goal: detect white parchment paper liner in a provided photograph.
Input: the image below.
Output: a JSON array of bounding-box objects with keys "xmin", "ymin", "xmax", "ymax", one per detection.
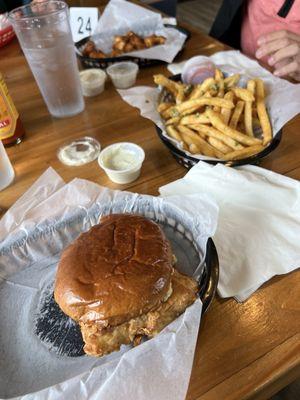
[
  {"xmin": 160, "ymin": 162, "xmax": 300, "ymax": 301},
  {"xmin": 88, "ymin": 0, "xmax": 187, "ymax": 63},
  {"xmin": 118, "ymin": 50, "xmax": 300, "ymax": 161},
  {"xmin": 0, "ymin": 168, "xmax": 218, "ymax": 400}
]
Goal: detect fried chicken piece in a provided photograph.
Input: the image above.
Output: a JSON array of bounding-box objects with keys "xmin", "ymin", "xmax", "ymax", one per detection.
[
  {"xmin": 110, "ymin": 49, "xmax": 122, "ymax": 58},
  {"xmin": 82, "ymin": 40, "xmax": 96, "ymax": 56},
  {"xmin": 130, "ymin": 35, "xmax": 146, "ymax": 50},
  {"xmin": 156, "ymin": 35, "xmax": 166, "ymax": 45},
  {"xmin": 113, "ymin": 40, "xmax": 127, "ymax": 51},
  {"xmin": 81, "ymin": 269, "xmax": 198, "ymax": 357},
  {"xmin": 144, "ymin": 34, "xmax": 166, "ymax": 48},
  {"xmin": 124, "ymin": 42, "xmax": 134, "ymax": 53},
  {"xmin": 89, "ymin": 50, "xmax": 106, "ymax": 59}
]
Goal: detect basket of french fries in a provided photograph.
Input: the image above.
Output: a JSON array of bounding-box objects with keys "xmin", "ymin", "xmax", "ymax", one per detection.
[{"xmin": 154, "ymin": 71, "xmax": 282, "ymax": 167}]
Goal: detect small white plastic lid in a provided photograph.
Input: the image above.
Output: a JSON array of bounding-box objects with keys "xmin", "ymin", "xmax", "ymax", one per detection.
[{"xmin": 57, "ymin": 137, "xmax": 101, "ymax": 166}]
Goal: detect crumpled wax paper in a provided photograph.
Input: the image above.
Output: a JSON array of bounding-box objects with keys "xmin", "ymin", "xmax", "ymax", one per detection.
[
  {"xmin": 160, "ymin": 161, "xmax": 300, "ymax": 301},
  {"xmin": 0, "ymin": 168, "xmax": 218, "ymax": 400},
  {"xmin": 118, "ymin": 50, "xmax": 300, "ymax": 161},
  {"xmin": 89, "ymin": 0, "xmax": 187, "ymax": 62}
]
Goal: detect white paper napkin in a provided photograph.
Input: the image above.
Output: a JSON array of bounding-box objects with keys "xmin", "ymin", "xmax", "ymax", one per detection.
[
  {"xmin": 0, "ymin": 167, "xmax": 65, "ymax": 241},
  {"xmin": 91, "ymin": 0, "xmax": 186, "ymax": 63},
  {"xmin": 160, "ymin": 162, "xmax": 300, "ymax": 301}
]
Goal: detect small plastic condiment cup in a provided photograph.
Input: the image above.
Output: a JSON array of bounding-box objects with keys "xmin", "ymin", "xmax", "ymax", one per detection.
[
  {"xmin": 181, "ymin": 56, "xmax": 216, "ymax": 85},
  {"xmin": 106, "ymin": 62, "xmax": 139, "ymax": 89},
  {"xmin": 79, "ymin": 69, "xmax": 106, "ymax": 97},
  {"xmin": 98, "ymin": 142, "xmax": 145, "ymax": 184}
]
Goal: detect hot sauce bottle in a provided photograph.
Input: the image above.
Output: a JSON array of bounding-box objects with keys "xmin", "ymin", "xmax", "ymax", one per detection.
[{"xmin": 0, "ymin": 72, "xmax": 25, "ymax": 146}]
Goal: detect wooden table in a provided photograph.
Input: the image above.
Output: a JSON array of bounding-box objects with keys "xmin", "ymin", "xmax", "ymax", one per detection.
[{"xmin": 1, "ymin": 17, "xmax": 300, "ymax": 400}]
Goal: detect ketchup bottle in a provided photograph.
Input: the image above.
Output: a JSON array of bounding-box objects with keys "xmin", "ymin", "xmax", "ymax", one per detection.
[{"xmin": 0, "ymin": 72, "xmax": 25, "ymax": 146}]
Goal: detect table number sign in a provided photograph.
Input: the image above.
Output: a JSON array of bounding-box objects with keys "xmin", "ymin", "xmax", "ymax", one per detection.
[{"xmin": 69, "ymin": 7, "xmax": 99, "ymax": 43}]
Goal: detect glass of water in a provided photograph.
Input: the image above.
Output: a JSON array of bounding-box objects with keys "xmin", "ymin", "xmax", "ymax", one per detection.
[{"xmin": 9, "ymin": 1, "xmax": 84, "ymax": 118}]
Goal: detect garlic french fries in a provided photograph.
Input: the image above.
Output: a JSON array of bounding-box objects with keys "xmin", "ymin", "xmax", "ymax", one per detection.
[
  {"xmin": 255, "ymin": 78, "xmax": 272, "ymax": 145},
  {"xmin": 206, "ymin": 109, "xmax": 261, "ymax": 146},
  {"xmin": 244, "ymin": 80, "xmax": 256, "ymax": 137},
  {"xmin": 155, "ymin": 71, "xmax": 273, "ymax": 161},
  {"xmin": 191, "ymin": 124, "xmax": 243, "ymax": 150},
  {"xmin": 177, "ymin": 125, "xmax": 222, "ymax": 158},
  {"xmin": 221, "ymin": 91, "xmax": 234, "ymax": 125},
  {"xmin": 229, "ymin": 100, "xmax": 245, "ymax": 129}
]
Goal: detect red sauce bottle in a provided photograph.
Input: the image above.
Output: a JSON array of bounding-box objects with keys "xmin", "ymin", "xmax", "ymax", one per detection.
[{"xmin": 0, "ymin": 72, "xmax": 25, "ymax": 147}]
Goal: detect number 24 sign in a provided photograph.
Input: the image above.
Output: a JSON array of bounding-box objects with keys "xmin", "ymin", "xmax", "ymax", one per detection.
[{"xmin": 69, "ymin": 7, "xmax": 99, "ymax": 43}]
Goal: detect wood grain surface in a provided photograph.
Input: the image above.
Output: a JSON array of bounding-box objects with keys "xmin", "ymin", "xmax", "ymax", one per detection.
[{"xmin": 0, "ymin": 10, "xmax": 299, "ymax": 400}]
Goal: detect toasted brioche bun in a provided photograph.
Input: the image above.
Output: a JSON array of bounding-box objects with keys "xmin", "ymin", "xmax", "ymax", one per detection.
[{"xmin": 54, "ymin": 214, "xmax": 174, "ymax": 328}]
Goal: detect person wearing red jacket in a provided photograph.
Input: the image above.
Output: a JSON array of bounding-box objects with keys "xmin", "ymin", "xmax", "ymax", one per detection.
[{"xmin": 210, "ymin": 0, "xmax": 300, "ymax": 81}]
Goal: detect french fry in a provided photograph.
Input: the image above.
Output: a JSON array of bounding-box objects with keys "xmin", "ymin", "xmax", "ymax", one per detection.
[
  {"xmin": 229, "ymin": 100, "xmax": 245, "ymax": 129},
  {"xmin": 189, "ymin": 78, "xmax": 216, "ymax": 101},
  {"xmin": 244, "ymin": 80, "xmax": 256, "ymax": 137},
  {"xmin": 215, "ymin": 68, "xmax": 224, "ymax": 81},
  {"xmin": 221, "ymin": 92, "xmax": 234, "ymax": 124},
  {"xmin": 189, "ymin": 84, "xmax": 203, "ymax": 100},
  {"xmin": 161, "ymin": 108, "xmax": 174, "ymax": 119},
  {"xmin": 177, "ymin": 125, "xmax": 223, "ymax": 158},
  {"xmin": 255, "ymin": 78, "xmax": 272, "ymax": 145},
  {"xmin": 203, "ymin": 91, "xmax": 212, "ymax": 98},
  {"xmin": 165, "ymin": 117, "xmax": 181, "ymax": 126},
  {"xmin": 206, "ymin": 109, "xmax": 262, "ymax": 146},
  {"xmin": 232, "ymin": 87, "xmax": 255, "ymax": 102},
  {"xmin": 200, "ymin": 77, "xmax": 216, "ymax": 92},
  {"xmin": 154, "ymin": 74, "xmax": 179, "ymax": 98},
  {"xmin": 222, "ymin": 144, "xmax": 265, "ymax": 161},
  {"xmin": 191, "ymin": 124, "xmax": 243, "ymax": 150},
  {"xmin": 157, "ymin": 102, "xmax": 173, "ymax": 114},
  {"xmin": 224, "ymin": 74, "xmax": 240, "ymax": 88},
  {"xmin": 166, "ymin": 97, "xmax": 234, "ymax": 118},
  {"xmin": 175, "ymin": 86, "xmax": 185, "ymax": 104},
  {"xmin": 214, "ymin": 78, "xmax": 225, "ymax": 112},
  {"xmin": 189, "ymin": 143, "xmax": 201, "ymax": 154},
  {"xmin": 166, "ymin": 125, "xmax": 182, "ymax": 142},
  {"xmin": 176, "ymin": 126, "xmax": 197, "ymax": 145},
  {"xmin": 207, "ymin": 136, "xmax": 232, "ymax": 154},
  {"xmin": 166, "ymin": 125, "xmax": 187, "ymax": 150},
  {"xmin": 180, "ymin": 113, "xmax": 210, "ymax": 125}
]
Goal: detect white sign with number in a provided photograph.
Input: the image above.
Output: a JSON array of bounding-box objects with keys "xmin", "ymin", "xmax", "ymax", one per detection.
[{"xmin": 69, "ymin": 7, "xmax": 99, "ymax": 43}]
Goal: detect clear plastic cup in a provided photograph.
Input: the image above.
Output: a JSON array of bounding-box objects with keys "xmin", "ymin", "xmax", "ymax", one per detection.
[
  {"xmin": 107, "ymin": 62, "xmax": 139, "ymax": 89},
  {"xmin": 0, "ymin": 141, "xmax": 14, "ymax": 191},
  {"xmin": 9, "ymin": 1, "xmax": 84, "ymax": 118},
  {"xmin": 182, "ymin": 56, "xmax": 216, "ymax": 85}
]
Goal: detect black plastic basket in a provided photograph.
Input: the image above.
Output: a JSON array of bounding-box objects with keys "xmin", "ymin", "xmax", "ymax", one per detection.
[
  {"xmin": 75, "ymin": 25, "xmax": 190, "ymax": 69},
  {"xmin": 156, "ymin": 74, "xmax": 282, "ymax": 168}
]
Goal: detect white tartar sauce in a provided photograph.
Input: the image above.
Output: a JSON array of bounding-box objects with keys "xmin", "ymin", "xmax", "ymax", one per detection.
[{"xmin": 103, "ymin": 147, "xmax": 138, "ymax": 171}]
